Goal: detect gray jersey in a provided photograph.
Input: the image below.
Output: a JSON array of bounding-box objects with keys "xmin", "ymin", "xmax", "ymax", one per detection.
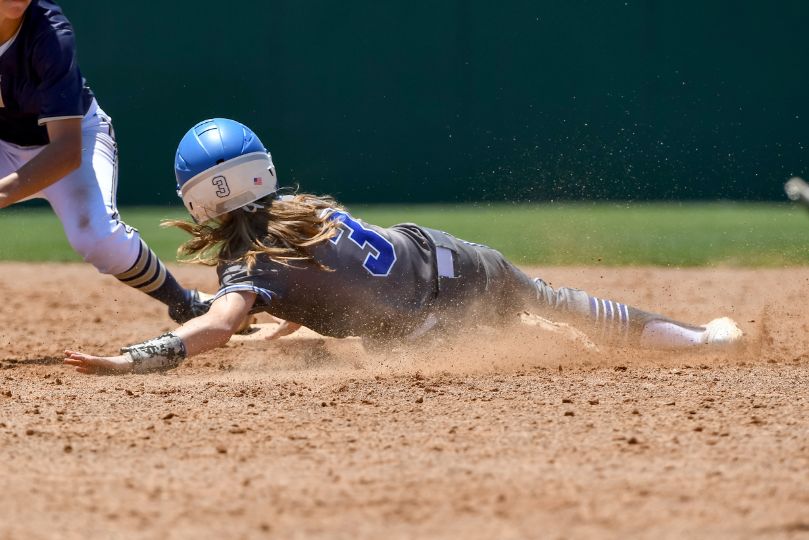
[{"xmin": 216, "ymin": 210, "xmax": 438, "ymax": 340}]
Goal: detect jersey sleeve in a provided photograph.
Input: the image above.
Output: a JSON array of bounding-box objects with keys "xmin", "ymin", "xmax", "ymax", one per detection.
[
  {"xmin": 215, "ymin": 260, "xmax": 275, "ymax": 309},
  {"xmin": 31, "ymin": 28, "xmax": 84, "ymax": 124}
]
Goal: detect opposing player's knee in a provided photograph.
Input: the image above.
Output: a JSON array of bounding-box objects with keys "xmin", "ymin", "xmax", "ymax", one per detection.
[{"xmin": 67, "ymin": 219, "xmax": 137, "ymax": 275}]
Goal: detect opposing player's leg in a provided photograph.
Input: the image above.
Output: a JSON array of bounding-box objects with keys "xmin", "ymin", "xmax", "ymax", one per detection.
[{"xmin": 40, "ymin": 110, "xmax": 207, "ymax": 322}]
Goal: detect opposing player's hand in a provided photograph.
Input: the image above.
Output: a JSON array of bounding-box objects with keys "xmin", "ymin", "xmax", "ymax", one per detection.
[
  {"xmin": 63, "ymin": 350, "xmax": 134, "ymax": 375},
  {"xmin": 265, "ymin": 320, "xmax": 302, "ymax": 340}
]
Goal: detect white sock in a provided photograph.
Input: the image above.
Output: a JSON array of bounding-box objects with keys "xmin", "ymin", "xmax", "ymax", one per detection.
[{"xmin": 639, "ymin": 321, "xmax": 706, "ymax": 349}]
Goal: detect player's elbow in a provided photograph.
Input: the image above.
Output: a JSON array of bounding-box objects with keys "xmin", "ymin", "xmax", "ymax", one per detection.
[
  {"xmin": 66, "ymin": 152, "xmax": 82, "ymax": 172},
  {"xmin": 223, "ymin": 317, "xmax": 247, "ymax": 337},
  {"xmin": 45, "ymin": 118, "xmax": 84, "ymax": 172},
  {"xmin": 185, "ymin": 321, "xmax": 233, "ymax": 355},
  {"xmin": 210, "ymin": 327, "xmax": 234, "ymax": 349},
  {"xmin": 199, "ymin": 313, "xmax": 239, "ymax": 346},
  {"xmin": 61, "ymin": 142, "xmax": 83, "ymax": 171},
  {"xmin": 49, "ymin": 139, "xmax": 82, "ymax": 173},
  {"xmin": 50, "ymin": 130, "xmax": 83, "ymax": 172}
]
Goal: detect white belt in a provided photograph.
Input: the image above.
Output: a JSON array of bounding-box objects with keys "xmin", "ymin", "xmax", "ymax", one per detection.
[
  {"xmin": 402, "ymin": 246, "xmax": 455, "ymax": 342},
  {"xmin": 436, "ymin": 246, "xmax": 455, "ymax": 278}
]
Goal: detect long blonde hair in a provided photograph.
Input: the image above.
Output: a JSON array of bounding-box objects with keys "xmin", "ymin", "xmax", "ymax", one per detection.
[{"xmin": 165, "ymin": 193, "xmax": 344, "ymax": 270}]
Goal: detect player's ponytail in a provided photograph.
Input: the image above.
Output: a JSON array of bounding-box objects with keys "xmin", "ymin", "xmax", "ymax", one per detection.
[{"xmin": 165, "ymin": 193, "xmax": 344, "ymax": 270}]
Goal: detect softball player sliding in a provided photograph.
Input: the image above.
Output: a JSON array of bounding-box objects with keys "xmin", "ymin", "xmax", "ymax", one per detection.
[
  {"xmin": 0, "ymin": 0, "xmax": 207, "ymax": 322},
  {"xmin": 65, "ymin": 118, "xmax": 742, "ymax": 374}
]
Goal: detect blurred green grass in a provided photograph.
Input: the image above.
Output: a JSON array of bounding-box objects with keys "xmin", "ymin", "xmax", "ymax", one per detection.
[{"xmin": 2, "ymin": 202, "xmax": 808, "ymax": 266}]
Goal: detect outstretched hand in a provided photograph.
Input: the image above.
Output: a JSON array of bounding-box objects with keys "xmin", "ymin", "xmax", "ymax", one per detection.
[
  {"xmin": 63, "ymin": 350, "xmax": 133, "ymax": 375},
  {"xmin": 265, "ymin": 320, "xmax": 302, "ymax": 340}
]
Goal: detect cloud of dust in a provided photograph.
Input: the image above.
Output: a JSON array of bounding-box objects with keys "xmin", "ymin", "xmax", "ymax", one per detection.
[{"xmin": 226, "ymin": 315, "xmax": 755, "ymax": 381}]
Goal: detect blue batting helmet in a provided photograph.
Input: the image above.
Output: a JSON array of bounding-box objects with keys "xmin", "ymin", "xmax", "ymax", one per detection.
[{"xmin": 174, "ymin": 118, "xmax": 277, "ymax": 223}]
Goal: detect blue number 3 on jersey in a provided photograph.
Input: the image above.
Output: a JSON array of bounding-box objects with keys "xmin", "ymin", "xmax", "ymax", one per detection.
[{"xmin": 328, "ymin": 211, "xmax": 397, "ymax": 276}]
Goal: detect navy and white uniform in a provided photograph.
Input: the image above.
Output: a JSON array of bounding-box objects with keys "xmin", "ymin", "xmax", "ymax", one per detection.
[
  {"xmin": 215, "ymin": 210, "xmax": 669, "ymax": 344},
  {"xmin": 0, "ymin": 0, "xmax": 94, "ymax": 146},
  {"xmin": 0, "ymin": 1, "xmax": 191, "ymax": 311}
]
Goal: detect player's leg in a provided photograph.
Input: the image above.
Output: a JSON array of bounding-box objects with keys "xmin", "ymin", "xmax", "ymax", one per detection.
[
  {"xmin": 524, "ymin": 273, "xmax": 741, "ymax": 347},
  {"xmin": 454, "ymin": 238, "xmax": 740, "ymax": 348},
  {"xmin": 525, "ymin": 276, "xmax": 720, "ymax": 347},
  {"xmin": 40, "ymin": 111, "xmax": 206, "ymax": 322}
]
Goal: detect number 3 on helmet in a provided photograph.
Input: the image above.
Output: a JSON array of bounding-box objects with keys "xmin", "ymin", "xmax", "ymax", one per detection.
[{"xmin": 174, "ymin": 118, "xmax": 278, "ymax": 223}]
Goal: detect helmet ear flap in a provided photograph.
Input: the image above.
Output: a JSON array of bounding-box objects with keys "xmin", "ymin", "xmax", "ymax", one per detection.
[{"xmin": 178, "ymin": 152, "xmax": 278, "ymax": 223}]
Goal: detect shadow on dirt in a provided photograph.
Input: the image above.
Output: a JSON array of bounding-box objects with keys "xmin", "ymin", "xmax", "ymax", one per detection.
[
  {"xmin": 231, "ymin": 338, "xmax": 353, "ymax": 372},
  {"xmin": 0, "ymin": 356, "xmax": 62, "ymax": 368}
]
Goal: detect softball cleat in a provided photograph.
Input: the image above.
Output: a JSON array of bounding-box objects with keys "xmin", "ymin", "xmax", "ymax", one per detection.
[
  {"xmin": 702, "ymin": 317, "xmax": 743, "ymax": 346},
  {"xmin": 168, "ymin": 289, "xmax": 213, "ymax": 323}
]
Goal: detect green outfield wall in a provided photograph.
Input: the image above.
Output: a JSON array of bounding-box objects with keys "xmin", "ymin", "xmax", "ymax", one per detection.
[{"xmin": 61, "ymin": 1, "xmax": 808, "ymax": 204}]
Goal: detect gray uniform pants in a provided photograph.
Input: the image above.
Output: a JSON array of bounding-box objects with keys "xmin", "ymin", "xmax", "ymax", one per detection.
[{"xmin": 422, "ymin": 228, "xmax": 685, "ymax": 343}]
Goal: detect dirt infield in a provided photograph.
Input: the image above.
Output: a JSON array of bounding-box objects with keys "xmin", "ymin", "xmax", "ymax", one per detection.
[{"xmin": 1, "ymin": 262, "xmax": 808, "ymax": 539}]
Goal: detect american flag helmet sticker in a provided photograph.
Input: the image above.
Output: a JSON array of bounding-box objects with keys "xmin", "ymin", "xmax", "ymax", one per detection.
[{"xmin": 253, "ymin": 177, "xmax": 263, "ymax": 185}]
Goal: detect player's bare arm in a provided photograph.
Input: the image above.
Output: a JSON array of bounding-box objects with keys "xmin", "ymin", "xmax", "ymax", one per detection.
[
  {"xmin": 64, "ymin": 290, "xmax": 258, "ymax": 375},
  {"xmin": 0, "ymin": 118, "xmax": 82, "ymax": 208},
  {"xmin": 267, "ymin": 320, "xmax": 302, "ymax": 340}
]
